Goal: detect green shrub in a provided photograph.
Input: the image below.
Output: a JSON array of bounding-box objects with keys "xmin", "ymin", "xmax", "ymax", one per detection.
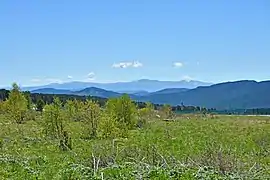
[
  {"xmin": 98, "ymin": 115, "xmax": 121, "ymax": 139},
  {"xmin": 82, "ymin": 99, "xmax": 101, "ymax": 139},
  {"xmin": 104, "ymin": 95, "xmax": 138, "ymax": 137},
  {"xmin": 138, "ymin": 102, "xmax": 155, "ymax": 128},
  {"xmin": 5, "ymin": 83, "xmax": 28, "ymax": 124},
  {"xmin": 43, "ymin": 97, "xmax": 64, "ymax": 138},
  {"xmin": 64, "ymin": 99, "xmax": 84, "ymax": 122},
  {"xmin": 43, "ymin": 97, "xmax": 72, "ymax": 151},
  {"xmin": 160, "ymin": 104, "xmax": 174, "ymax": 119}
]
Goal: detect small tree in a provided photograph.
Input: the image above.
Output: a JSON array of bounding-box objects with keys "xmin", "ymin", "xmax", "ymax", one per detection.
[
  {"xmin": 82, "ymin": 99, "xmax": 101, "ymax": 138},
  {"xmin": 43, "ymin": 97, "xmax": 64, "ymax": 138},
  {"xmin": 23, "ymin": 91, "xmax": 32, "ymax": 110},
  {"xmin": 43, "ymin": 97, "xmax": 72, "ymax": 150},
  {"xmin": 161, "ymin": 104, "xmax": 174, "ymax": 119},
  {"xmin": 64, "ymin": 99, "xmax": 77, "ymax": 121},
  {"xmin": 64, "ymin": 99, "xmax": 84, "ymax": 121},
  {"xmin": 104, "ymin": 94, "xmax": 137, "ymax": 137},
  {"xmin": 98, "ymin": 114, "xmax": 119, "ymax": 139},
  {"xmin": 138, "ymin": 102, "xmax": 154, "ymax": 128},
  {"xmin": 36, "ymin": 98, "xmax": 45, "ymax": 112},
  {"xmin": 5, "ymin": 83, "xmax": 28, "ymax": 123}
]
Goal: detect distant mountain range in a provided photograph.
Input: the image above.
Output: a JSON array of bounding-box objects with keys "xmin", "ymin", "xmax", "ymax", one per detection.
[
  {"xmin": 22, "ymin": 79, "xmax": 211, "ymax": 92},
  {"xmin": 29, "ymin": 80, "xmax": 270, "ymax": 110},
  {"xmin": 31, "ymin": 88, "xmax": 73, "ymax": 95},
  {"xmin": 138, "ymin": 80, "xmax": 270, "ymax": 109}
]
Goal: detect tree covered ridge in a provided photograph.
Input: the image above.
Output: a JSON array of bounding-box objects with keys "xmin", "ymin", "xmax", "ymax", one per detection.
[
  {"xmin": 1, "ymin": 83, "xmax": 270, "ymax": 115},
  {"xmin": 0, "ymin": 85, "xmax": 209, "ymax": 113}
]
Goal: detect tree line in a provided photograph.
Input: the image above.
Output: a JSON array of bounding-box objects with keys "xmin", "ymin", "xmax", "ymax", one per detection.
[
  {"xmin": 0, "ymin": 87, "xmax": 212, "ymax": 113},
  {"xmin": 0, "ymin": 83, "xmax": 170, "ymax": 151},
  {"xmin": 1, "ymin": 85, "xmax": 269, "ymax": 115}
]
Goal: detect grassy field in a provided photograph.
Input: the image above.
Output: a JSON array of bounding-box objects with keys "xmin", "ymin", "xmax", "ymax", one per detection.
[{"xmin": 0, "ymin": 114, "xmax": 270, "ymax": 179}]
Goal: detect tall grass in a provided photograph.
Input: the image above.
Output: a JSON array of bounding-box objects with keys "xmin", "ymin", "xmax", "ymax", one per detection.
[{"xmin": 0, "ymin": 114, "xmax": 269, "ymax": 179}]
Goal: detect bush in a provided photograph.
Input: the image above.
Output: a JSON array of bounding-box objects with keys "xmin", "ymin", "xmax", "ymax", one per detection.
[
  {"xmin": 160, "ymin": 104, "xmax": 174, "ymax": 119},
  {"xmin": 0, "ymin": 101, "xmax": 6, "ymax": 115},
  {"xmin": 82, "ymin": 99, "xmax": 101, "ymax": 139},
  {"xmin": 43, "ymin": 97, "xmax": 64, "ymax": 138},
  {"xmin": 5, "ymin": 83, "xmax": 28, "ymax": 124},
  {"xmin": 98, "ymin": 115, "xmax": 121, "ymax": 139},
  {"xmin": 43, "ymin": 97, "xmax": 72, "ymax": 150},
  {"xmin": 64, "ymin": 99, "xmax": 84, "ymax": 122},
  {"xmin": 104, "ymin": 95, "xmax": 138, "ymax": 137},
  {"xmin": 36, "ymin": 98, "xmax": 45, "ymax": 112},
  {"xmin": 138, "ymin": 102, "xmax": 154, "ymax": 128}
]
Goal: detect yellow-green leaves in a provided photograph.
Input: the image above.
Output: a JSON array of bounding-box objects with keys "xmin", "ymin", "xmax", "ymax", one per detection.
[{"xmin": 5, "ymin": 83, "xmax": 28, "ymax": 124}]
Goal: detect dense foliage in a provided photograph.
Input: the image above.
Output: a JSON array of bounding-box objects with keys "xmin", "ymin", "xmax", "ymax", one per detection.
[
  {"xmin": 4, "ymin": 83, "xmax": 28, "ymax": 124},
  {"xmin": 2, "ymin": 88, "xmax": 270, "ymax": 115},
  {"xmin": 0, "ymin": 83, "xmax": 270, "ymax": 178}
]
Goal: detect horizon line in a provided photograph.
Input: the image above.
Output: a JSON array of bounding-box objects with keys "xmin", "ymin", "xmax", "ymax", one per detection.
[{"xmin": 2, "ymin": 78, "xmax": 270, "ymax": 89}]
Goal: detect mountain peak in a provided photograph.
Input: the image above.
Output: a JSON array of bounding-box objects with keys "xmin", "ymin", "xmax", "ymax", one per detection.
[{"xmin": 23, "ymin": 79, "xmax": 211, "ymax": 92}]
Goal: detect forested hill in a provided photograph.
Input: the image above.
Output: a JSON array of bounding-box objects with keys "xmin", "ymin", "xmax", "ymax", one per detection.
[
  {"xmin": 0, "ymin": 89, "xmax": 153, "ymax": 110},
  {"xmin": 137, "ymin": 80, "xmax": 270, "ymax": 109},
  {"xmin": 0, "ymin": 89, "xmax": 212, "ymax": 113},
  {"xmin": 0, "ymin": 89, "xmax": 108, "ymax": 106}
]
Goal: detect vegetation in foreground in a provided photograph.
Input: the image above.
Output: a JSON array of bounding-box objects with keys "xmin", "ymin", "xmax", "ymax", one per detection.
[{"xmin": 0, "ymin": 84, "xmax": 270, "ymax": 179}]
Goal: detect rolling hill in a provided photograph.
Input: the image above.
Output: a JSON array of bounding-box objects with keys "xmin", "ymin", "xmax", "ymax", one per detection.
[
  {"xmin": 30, "ymin": 80, "xmax": 270, "ymax": 110},
  {"xmin": 30, "ymin": 87, "xmax": 136, "ymax": 99},
  {"xmin": 31, "ymin": 88, "xmax": 73, "ymax": 95},
  {"xmin": 139, "ymin": 80, "xmax": 270, "ymax": 109},
  {"xmin": 149, "ymin": 88, "xmax": 189, "ymax": 95},
  {"xmin": 75, "ymin": 87, "xmax": 121, "ymax": 98}
]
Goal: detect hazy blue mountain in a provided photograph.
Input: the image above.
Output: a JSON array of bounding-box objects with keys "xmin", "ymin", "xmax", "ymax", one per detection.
[
  {"xmin": 23, "ymin": 79, "xmax": 212, "ymax": 92},
  {"xmin": 31, "ymin": 87, "xmax": 138, "ymax": 99},
  {"xmin": 31, "ymin": 88, "xmax": 73, "ymax": 95},
  {"xmin": 24, "ymin": 82, "xmax": 96, "ymax": 91},
  {"xmin": 138, "ymin": 80, "xmax": 270, "ymax": 109},
  {"xmin": 118, "ymin": 90, "xmax": 150, "ymax": 96},
  {"xmin": 74, "ymin": 87, "xmax": 122, "ymax": 98},
  {"xmin": 29, "ymin": 80, "xmax": 270, "ymax": 110},
  {"xmin": 149, "ymin": 88, "xmax": 189, "ymax": 95}
]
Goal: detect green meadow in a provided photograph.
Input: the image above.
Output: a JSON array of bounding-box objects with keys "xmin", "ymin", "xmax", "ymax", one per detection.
[{"xmin": 1, "ymin": 114, "xmax": 269, "ymax": 179}]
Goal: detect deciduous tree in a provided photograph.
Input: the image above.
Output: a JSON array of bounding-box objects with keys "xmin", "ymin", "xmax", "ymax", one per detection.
[
  {"xmin": 5, "ymin": 83, "xmax": 28, "ymax": 123},
  {"xmin": 104, "ymin": 94, "xmax": 137, "ymax": 137},
  {"xmin": 83, "ymin": 99, "xmax": 101, "ymax": 138}
]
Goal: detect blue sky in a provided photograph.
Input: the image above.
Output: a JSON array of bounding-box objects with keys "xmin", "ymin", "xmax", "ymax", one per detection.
[{"xmin": 0, "ymin": 0, "xmax": 269, "ymax": 87}]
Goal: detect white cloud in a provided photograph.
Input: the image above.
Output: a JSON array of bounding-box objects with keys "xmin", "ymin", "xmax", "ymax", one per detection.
[
  {"xmin": 87, "ymin": 72, "xmax": 95, "ymax": 80},
  {"xmin": 133, "ymin": 61, "xmax": 143, "ymax": 68},
  {"xmin": 112, "ymin": 61, "xmax": 143, "ymax": 68},
  {"xmin": 67, "ymin": 75, "xmax": 73, "ymax": 79},
  {"xmin": 173, "ymin": 62, "xmax": 183, "ymax": 68}
]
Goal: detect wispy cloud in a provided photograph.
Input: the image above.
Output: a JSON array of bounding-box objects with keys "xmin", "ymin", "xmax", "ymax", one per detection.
[
  {"xmin": 173, "ymin": 62, "xmax": 183, "ymax": 68},
  {"xmin": 67, "ymin": 75, "xmax": 73, "ymax": 79},
  {"xmin": 86, "ymin": 72, "xmax": 95, "ymax": 81},
  {"xmin": 112, "ymin": 61, "xmax": 143, "ymax": 68}
]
